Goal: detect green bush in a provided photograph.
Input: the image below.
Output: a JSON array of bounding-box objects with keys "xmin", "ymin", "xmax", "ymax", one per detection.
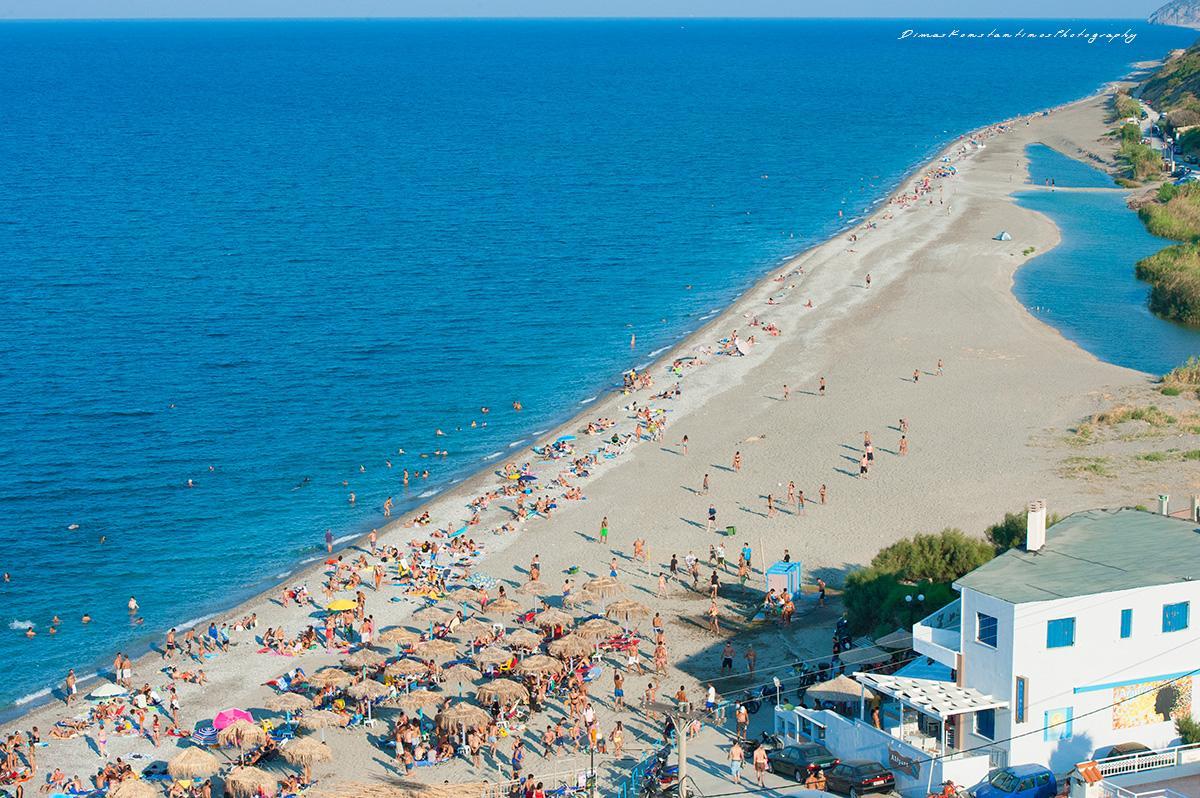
[
  {"xmin": 1119, "ymin": 139, "xmax": 1161, "ymax": 180},
  {"xmin": 1113, "ymin": 92, "xmax": 1142, "ymax": 121},
  {"xmin": 1138, "ymin": 183, "xmax": 1200, "ymax": 241},
  {"xmin": 1136, "ymin": 244, "xmax": 1200, "ymax": 325},
  {"xmin": 1161, "ymin": 386, "xmax": 1183, "ymax": 396},
  {"xmin": 1178, "ymin": 714, "xmax": 1200, "ymax": 745},
  {"xmin": 844, "ymin": 529, "xmax": 996, "ymax": 636},
  {"xmin": 984, "ymin": 510, "xmax": 1061, "ymax": 552},
  {"xmin": 870, "ymin": 529, "xmax": 996, "ymax": 583},
  {"xmin": 1164, "ymin": 356, "xmax": 1200, "ymax": 386},
  {"xmin": 1159, "ymin": 182, "xmax": 1180, "ymax": 204}
]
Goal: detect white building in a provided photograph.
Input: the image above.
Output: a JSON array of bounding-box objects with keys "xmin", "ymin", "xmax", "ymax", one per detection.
[
  {"xmin": 776, "ymin": 506, "xmax": 1200, "ymax": 795},
  {"xmin": 948, "ymin": 505, "xmax": 1200, "ymax": 771}
]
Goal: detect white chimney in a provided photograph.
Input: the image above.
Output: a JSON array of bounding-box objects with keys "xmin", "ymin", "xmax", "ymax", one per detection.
[{"xmin": 1026, "ymin": 500, "xmax": 1047, "ymax": 552}]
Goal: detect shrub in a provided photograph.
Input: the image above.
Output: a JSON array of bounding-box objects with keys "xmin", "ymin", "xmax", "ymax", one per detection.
[
  {"xmin": 1178, "ymin": 714, "xmax": 1200, "ymax": 745},
  {"xmin": 870, "ymin": 529, "xmax": 996, "ymax": 583},
  {"xmin": 1113, "ymin": 92, "xmax": 1142, "ymax": 121},
  {"xmin": 844, "ymin": 529, "xmax": 996, "ymax": 635},
  {"xmin": 985, "ymin": 510, "xmax": 1061, "ymax": 552},
  {"xmin": 1136, "ymin": 245, "xmax": 1200, "ymax": 326},
  {"xmin": 1164, "ymin": 356, "xmax": 1200, "ymax": 386},
  {"xmin": 1161, "ymin": 386, "xmax": 1183, "ymax": 396},
  {"xmin": 1159, "ymin": 182, "xmax": 1180, "ymax": 204}
]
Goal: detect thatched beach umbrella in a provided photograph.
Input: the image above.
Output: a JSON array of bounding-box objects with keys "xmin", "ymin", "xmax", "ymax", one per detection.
[
  {"xmin": 343, "ymin": 648, "xmax": 388, "ymax": 670},
  {"xmin": 435, "ymin": 701, "xmax": 491, "ymax": 732},
  {"xmin": 806, "ymin": 674, "xmax": 876, "ymax": 705},
  {"xmin": 298, "ymin": 709, "xmax": 346, "ymax": 741},
  {"xmin": 477, "ymin": 678, "xmax": 529, "ymax": 705},
  {"xmin": 548, "ymin": 633, "xmax": 594, "ymax": 659},
  {"xmin": 224, "ymin": 765, "xmax": 277, "ymax": 798},
  {"xmin": 442, "ymin": 664, "xmax": 482, "ymax": 684},
  {"xmin": 484, "ymin": 597, "xmax": 520, "ymax": 614},
  {"xmin": 413, "ymin": 638, "xmax": 459, "ymax": 660},
  {"xmin": 875, "ymin": 628, "xmax": 914, "ymax": 651},
  {"xmin": 450, "ymin": 587, "xmax": 487, "ymax": 605},
  {"xmin": 413, "ymin": 605, "xmax": 456, "ymax": 624},
  {"xmin": 505, "ymin": 628, "xmax": 544, "ymax": 651},
  {"xmin": 531, "ymin": 608, "xmax": 574, "ymax": 629},
  {"xmin": 168, "ymin": 747, "xmax": 220, "ymax": 780},
  {"xmin": 385, "ymin": 658, "xmax": 429, "ymax": 680},
  {"xmin": 397, "ymin": 689, "xmax": 444, "ymax": 712},
  {"xmin": 519, "ymin": 580, "xmax": 552, "ymax": 596},
  {"xmin": 109, "ymin": 779, "xmax": 159, "ymax": 798},
  {"xmin": 605, "ymin": 599, "xmax": 650, "ymax": 622},
  {"xmin": 265, "ymin": 692, "xmax": 312, "ymax": 715},
  {"xmin": 575, "ymin": 618, "xmax": 620, "ymax": 640},
  {"xmin": 452, "ymin": 618, "xmax": 494, "ymax": 640},
  {"xmin": 347, "ymin": 679, "xmax": 389, "ymax": 722},
  {"xmin": 474, "ymin": 646, "xmax": 513, "ymax": 669},
  {"xmin": 218, "ymin": 719, "xmax": 268, "ymax": 763},
  {"xmin": 378, "ymin": 627, "xmax": 421, "ymax": 646},
  {"xmin": 310, "ymin": 667, "xmax": 352, "ymax": 689},
  {"xmin": 514, "ymin": 655, "xmax": 564, "ymax": 678},
  {"xmin": 280, "ymin": 735, "xmax": 333, "ymax": 784},
  {"xmin": 584, "ymin": 575, "xmax": 622, "ymax": 598}
]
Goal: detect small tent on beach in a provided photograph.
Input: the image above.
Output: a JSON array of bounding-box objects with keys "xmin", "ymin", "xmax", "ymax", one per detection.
[{"xmin": 993, "ymin": 230, "xmax": 1012, "ymax": 241}]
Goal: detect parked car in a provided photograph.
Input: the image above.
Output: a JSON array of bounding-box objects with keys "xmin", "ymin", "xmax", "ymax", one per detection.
[
  {"xmin": 766, "ymin": 742, "xmax": 839, "ymax": 779},
  {"xmin": 824, "ymin": 760, "xmax": 896, "ymax": 797},
  {"xmin": 970, "ymin": 763, "xmax": 1056, "ymax": 798},
  {"xmin": 1096, "ymin": 741, "xmax": 1153, "ymax": 760}
]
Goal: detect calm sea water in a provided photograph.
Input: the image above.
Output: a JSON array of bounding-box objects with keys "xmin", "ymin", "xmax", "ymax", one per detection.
[
  {"xmin": 0, "ymin": 19, "xmax": 1193, "ymax": 709},
  {"xmin": 1014, "ymin": 145, "xmax": 1200, "ymax": 374}
]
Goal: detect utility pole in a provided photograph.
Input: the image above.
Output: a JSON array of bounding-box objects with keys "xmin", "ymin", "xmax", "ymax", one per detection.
[{"xmin": 648, "ymin": 701, "xmax": 710, "ymax": 798}]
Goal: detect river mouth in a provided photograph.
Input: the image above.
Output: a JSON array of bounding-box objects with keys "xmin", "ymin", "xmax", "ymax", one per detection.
[{"xmin": 1012, "ymin": 144, "xmax": 1200, "ymax": 375}]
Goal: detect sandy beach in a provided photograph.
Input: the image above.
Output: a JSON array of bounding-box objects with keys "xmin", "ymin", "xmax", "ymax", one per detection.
[{"xmin": 8, "ymin": 84, "xmax": 1200, "ymax": 797}]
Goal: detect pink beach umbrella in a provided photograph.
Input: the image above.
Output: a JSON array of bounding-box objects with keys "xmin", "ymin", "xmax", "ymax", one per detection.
[{"xmin": 213, "ymin": 708, "xmax": 254, "ymax": 730}]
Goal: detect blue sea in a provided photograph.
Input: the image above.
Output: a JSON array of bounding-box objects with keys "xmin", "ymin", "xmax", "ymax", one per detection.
[
  {"xmin": 1015, "ymin": 145, "xmax": 1200, "ymax": 374},
  {"xmin": 0, "ymin": 19, "xmax": 1194, "ymax": 710}
]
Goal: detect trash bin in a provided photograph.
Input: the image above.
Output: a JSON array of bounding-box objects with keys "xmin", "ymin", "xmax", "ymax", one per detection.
[{"xmin": 725, "ymin": 525, "xmax": 736, "ymax": 537}]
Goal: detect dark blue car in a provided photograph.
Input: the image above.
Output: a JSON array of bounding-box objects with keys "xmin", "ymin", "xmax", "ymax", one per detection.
[{"xmin": 971, "ymin": 764, "xmax": 1056, "ymax": 798}]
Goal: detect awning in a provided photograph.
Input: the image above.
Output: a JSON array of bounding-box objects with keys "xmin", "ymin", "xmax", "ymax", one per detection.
[
  {"xmin": 857, "ymin": 673, "xmax": 1007, "ymax": 720},
  {"xmin": 840, "ymin": 645, "xmax": 891, "ymax": 666}
]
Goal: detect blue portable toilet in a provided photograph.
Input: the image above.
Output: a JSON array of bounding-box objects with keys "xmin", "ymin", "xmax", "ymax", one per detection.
[{"xmin": 765, "ymin": 560, "xmax": 802, "ymax": 597}]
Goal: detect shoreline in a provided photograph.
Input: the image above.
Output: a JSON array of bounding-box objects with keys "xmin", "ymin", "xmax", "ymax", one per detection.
[
  {"xmin": 0, "ymin": 85, "xmax": 1135, "ymax": 726},
  {"xmin": 15, "ymin": 73, "xmax": 1199, "ymax": 796}
]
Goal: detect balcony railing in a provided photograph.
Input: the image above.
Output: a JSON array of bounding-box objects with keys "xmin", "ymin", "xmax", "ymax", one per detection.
[{"xmin": 1094, "ymin": 742, "xmax": 1200, "ymax": 779}]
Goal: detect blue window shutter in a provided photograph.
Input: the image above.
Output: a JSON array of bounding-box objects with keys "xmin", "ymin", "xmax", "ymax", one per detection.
[
  {"xmin": 1120, "ymin": 609, "xmax": 1133, "ymax": 639},
  {"xmin": 975, "ymin": 708, "xmax": 995, "ymax": 740},
  {"xmin": 1047, "ymin": 618, "xmax": 1075, "ymax": 648},
  {"xmin": 1163, "ymin": 602, "xmax": 1190, "ymax": 633}
]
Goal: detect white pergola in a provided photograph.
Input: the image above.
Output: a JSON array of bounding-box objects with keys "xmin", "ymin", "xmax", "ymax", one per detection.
[{"xmin": 856, "ymin": 672, "xmax": 1008, "ymax": 756}]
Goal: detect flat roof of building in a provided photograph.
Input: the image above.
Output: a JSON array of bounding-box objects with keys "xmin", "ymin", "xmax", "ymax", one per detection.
[{"xmin": 954, "ymin": 508, "xmax": 1200, "ymax": 604}]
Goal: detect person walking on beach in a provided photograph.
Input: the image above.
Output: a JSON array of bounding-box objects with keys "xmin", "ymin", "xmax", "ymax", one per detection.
[
  {"xmin": 728, "ymin": 740, "xmax": 745, "ymax": 783},
  {"xmin": 818, "ymin": 376, "xmax": 826, "ymax": 396},
  {"xmin": 937, "ymin": 357, "xmax": 944, "ymax": 376},
  {"xmin": 753, "ymin": 744, "xmax": 769, "ymax": 787},
  {"xmin": 819, "ymin": 483, "xmax": 827, "ymax": 504},
  {"xmin": 324, "ymin": 528, "xmax": 333, "ymax": 554},
  {"xmin": 912, "ymin": 368, "xmax": 920, "ymax": 383},
  {"xmin": 797, "ymin": 489, "xmax": 806, "ymax": 513},
  {"xmin": 701, "ymin": 473, "xmax": 709, "ymax": 495},
  {"xmin": 707, "ymin": 601, "xmax": 720, "ymax": 635},
  {"xmin": 786, "ymin": 481, "xmax": 795, "ymax": 505},
  {"xmin": 721, "ymin": 641, "xmax": 735, "ymax": 674},
  {"xmin": 899, "ymin": 435, "xmax": 909, "ymax": 455},
  {"xmin": 368, "ymin": 528, "xmax": 378, "ymax": 555},
  {"xmin": 732, "ymin": 451, "xmax": 742, "ymax": 473},
  {"xmin": 680, "ymin": 435, "xmax": 688, "ymax": 455},
  {"xmin": 64, "ymin": 669, "xmax": 76, "ymax": 706},
  {"xmin": 745, "ymin": 644, "xmax": 757, "ymax": 675},
  {"xmin": 599, "ymin": 516, "xmax": 609, "ymax": 545},
  {"xmin": 766, "ymin": 494, "xmax": 776, "ymax": 519},
  {"xmin": 94, "ymin": 721, "xmax": 107, "ymax": 759},
  {"xmin": 859, "ymin": 454, "xmax": 869, "ymax": 478},
  {"xmin": 706, "ymin": 504, "xmax": 717, "ymax": 534},
  {"xmin": 783, "ymin": 384, "xmax": 790, "ymax": 401}
]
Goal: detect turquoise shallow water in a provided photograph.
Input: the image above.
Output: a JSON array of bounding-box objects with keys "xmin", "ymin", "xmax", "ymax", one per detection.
[
  {"xmin": 1014, "ymin": 145, "xmax": 1200, "ymax": 374},
  {"xmin": 0, "ymin": 19, "xmax": 1194, "ymax": 709}
]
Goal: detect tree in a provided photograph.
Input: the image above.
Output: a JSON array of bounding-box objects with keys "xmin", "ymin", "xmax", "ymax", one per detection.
[
  {"xmin": 985, "ymin": 511, "xmax": 1062, "ymax": 553},
  {"xmin": 1177, "ymin": 714, "xmax": 1200, "ymax": 745},
  {"xmin": 843, "ymin": 529, "xmax": 994, "ymax": 636}
]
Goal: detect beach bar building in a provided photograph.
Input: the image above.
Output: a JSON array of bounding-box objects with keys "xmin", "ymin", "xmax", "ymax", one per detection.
[{"xmin": 776, "ymin": 505, "xmax": 1200, "ymax": 796}]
